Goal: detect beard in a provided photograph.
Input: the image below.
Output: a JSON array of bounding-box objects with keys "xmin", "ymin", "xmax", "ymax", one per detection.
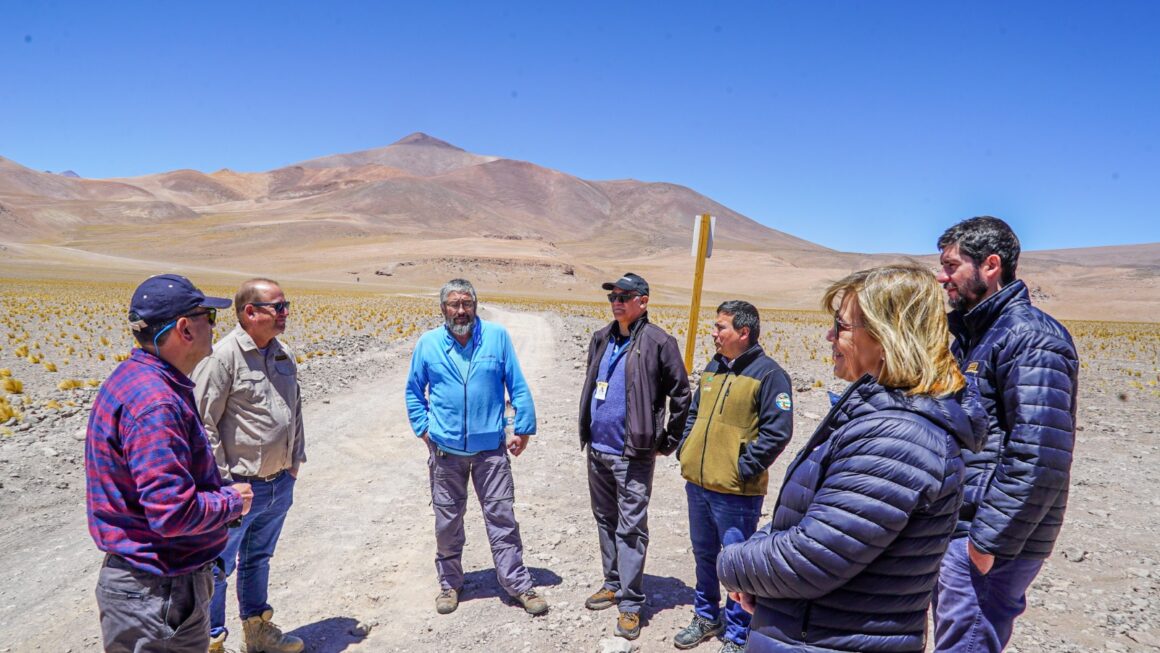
[
  {"xmin": 445, "ymin": 315, "xmax": 473, "ymax": 337},
  {"xmin": 948, "ymin": 268, "xmax": 989, "ymax": 312}
]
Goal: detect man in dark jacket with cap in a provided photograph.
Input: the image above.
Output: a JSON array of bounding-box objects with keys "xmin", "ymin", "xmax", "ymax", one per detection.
[
  {"xmin": 579, "ymin": 272, "xmax": 691, "ymax": 641},
  {"xmin": 932, "ymin": 217, "xmax": 1080, "ymax": 652},
  {"xmin": 86, "ymin": 274, "xmax": 253, "ymax": 652}
]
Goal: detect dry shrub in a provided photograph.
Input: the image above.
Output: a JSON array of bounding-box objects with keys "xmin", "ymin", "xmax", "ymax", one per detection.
[{"xmin": 0, "ymin": 396, "xmax": 19, "ymax": 422}]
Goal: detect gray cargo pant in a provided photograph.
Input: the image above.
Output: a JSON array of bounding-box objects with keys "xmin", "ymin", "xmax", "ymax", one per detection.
[
  {"xmin": 427, "ymin": 440, "xmax": 534, "ymax": 597},
  {"xmin": 95, "ymin": 554, "xmax": 214, "ymax": 653},
  {"xmin": 588, "ymin": 448, "xmax": 656, "ymax": 613}
]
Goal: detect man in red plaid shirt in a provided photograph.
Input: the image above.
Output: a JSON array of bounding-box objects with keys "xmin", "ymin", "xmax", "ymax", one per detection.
[{"xmin": 86, "ymin": 274, "xmax": 254, "ymax": 652}]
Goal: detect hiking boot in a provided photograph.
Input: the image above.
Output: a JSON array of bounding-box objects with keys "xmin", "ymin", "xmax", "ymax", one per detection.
[
  {"xmin": 673, "ymin": 614, "xmax": 724, "ymax": 649},
  {"xmin": 436, "ymin": 587, "xmax": 460, "ymax": 614},
  {"xmin": 585, "ymin": 587, "xmax": 617, "ymax": 610},
  {"xmin": 616, "ymin": 611, "xmax": 641, "ymax": 640},
  {"xmin": 719, "ymin": 640, "xmax": 746, "ymax": 653},
  {"xmin": 208, "ymin": 632, "xmax": 237, "ymax": 653},
  {"xmin": 242, "ymin": 609, "xmax": 304, "ymax": 653},
  {"xmin": 516, "ymin": 588, "xmax": 549, "ymax": 615}
]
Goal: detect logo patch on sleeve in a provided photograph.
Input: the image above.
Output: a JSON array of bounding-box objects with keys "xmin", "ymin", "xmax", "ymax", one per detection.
[
  {"xmin": 965, "ymin": 362, "xmax": 979, "ymax": 374},
  {"xmin": 775, "ymin": 392, "xmax": 792, "ymax": 411}
]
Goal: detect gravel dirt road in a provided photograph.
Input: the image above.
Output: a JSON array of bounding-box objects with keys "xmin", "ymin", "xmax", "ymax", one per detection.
[{"xmin": 1, "ymin": 303, "xmax": 1158, "ymax": 652}]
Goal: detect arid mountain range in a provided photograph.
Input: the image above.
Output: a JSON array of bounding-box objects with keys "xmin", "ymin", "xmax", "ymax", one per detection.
[{"xmin": 2, "ymin": 133, "xmax": 1157, "ymax": 320}]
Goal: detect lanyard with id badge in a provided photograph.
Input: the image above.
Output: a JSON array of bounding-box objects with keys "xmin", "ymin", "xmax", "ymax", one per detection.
[{"xmin": 594, "ymin": 335, "xmax": 631, "ymax": 401}]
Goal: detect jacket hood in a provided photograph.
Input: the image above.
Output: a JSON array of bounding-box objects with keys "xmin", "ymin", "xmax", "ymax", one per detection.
[{"xmin": 842, "ymin": 375, "xmax": 982, "ymax": 453}]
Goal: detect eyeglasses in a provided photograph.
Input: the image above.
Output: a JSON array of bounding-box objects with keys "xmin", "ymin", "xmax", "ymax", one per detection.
[
  {"xmin": 607, "ymin": 293, "xmax": 639, "ymax": 304},
  {"xmin": 833, "ymin": 312, "xmax": 864, "ymax": 334},
  {"xmin": 148, "ymin": 308, "xmax": 215, "ymax": 354},
  {"xmin": 444, "ymin": 300, "xmax": 476, "ymax": 311},
  {"xmin": 185, "ymin": 308, "xmax": 217, "ymax": 326},
  {"xmin": 250, "ymin": 301, "xmax": 291, "ymax": 313}
]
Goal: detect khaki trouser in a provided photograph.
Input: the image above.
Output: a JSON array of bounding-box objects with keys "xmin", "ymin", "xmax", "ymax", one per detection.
[
  {"xmin": 427, "ymin": 440, "xmax": 534, "ymax": 597},
  {"xmin": 95, "ymin": 554, "xmax": 214, "ymax": 653}
]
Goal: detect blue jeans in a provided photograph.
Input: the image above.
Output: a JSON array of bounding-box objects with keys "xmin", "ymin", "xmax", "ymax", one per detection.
[
  {"xmin": 210, "ymin": 471, "xmax": 296, "ymax": 637},
  {"xmin": 932, "ymin": 536, "xmax": 1044, "ymax": 652},
  {"xmin": 686, "ymin": 482, "xmax": 764, "ymax": 646}
]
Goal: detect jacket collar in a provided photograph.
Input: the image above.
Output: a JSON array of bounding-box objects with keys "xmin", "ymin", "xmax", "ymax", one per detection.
[
  {"xmin": 713, "ymin": 343, "xmax": 764, "ymax": 372},
  {"xmin": 838, "ymin": 373, "xmax": 978, "ymax": 452},
  {"xmin": 606, "ymin": 312, "xmax": 649, "ymax": 341},
  {"xmin": 442, "ymin": 316, "xmax": 483, "ymax": 350},
  {"xmin": 950, "ymin": 279, "xmax": 1030, "ymax": 339},
  {"xmin": 231, "ymin": 324, "xmax": 280, "ymax": 353}
]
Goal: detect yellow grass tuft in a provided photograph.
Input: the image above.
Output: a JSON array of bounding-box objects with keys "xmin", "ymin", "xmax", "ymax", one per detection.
[{"xmin": 0, "ymin": 396, "xmax": 19, "ymax": 422}]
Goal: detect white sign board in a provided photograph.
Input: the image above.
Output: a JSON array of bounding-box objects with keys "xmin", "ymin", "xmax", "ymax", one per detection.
[{"xmin": 691, "ymin": 215, "xmax": 716, "ymax": 258}]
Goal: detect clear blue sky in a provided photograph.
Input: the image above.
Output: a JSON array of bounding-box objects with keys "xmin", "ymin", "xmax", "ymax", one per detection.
[{"xmin": 3, "ymin": 1, "xmax": 1157, "ymax": 253}]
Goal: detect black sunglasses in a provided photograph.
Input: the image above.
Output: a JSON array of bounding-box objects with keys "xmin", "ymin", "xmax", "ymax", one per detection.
[
  {"xmin": 607, "ymin": 293, "xmax": 639, "ymax": 304},
  {"xmin": 833, "ymin": 312, "xmax": 863, "ymax": 333},
  {"xmin": 185, "ymin": 307, "xmax": 217, "ymax": 326},
  {"xmin": 251, "ymin": 300, "xmax": 291, "ymax": 313}
]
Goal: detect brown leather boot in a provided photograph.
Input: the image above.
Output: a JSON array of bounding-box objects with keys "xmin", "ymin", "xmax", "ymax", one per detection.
[
  {"xmin": 208, "ymin": 631, "xmax": 236, "ymax": 653},
  {"xmin": 242, "ymin": 609, "xmax": 303, "ymax": 653}
]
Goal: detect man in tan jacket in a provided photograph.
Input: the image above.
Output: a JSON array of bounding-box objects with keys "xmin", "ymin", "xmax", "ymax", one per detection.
[{"xmin": 193, "ymin": 278, "xmax": 305, "ymax": 653}]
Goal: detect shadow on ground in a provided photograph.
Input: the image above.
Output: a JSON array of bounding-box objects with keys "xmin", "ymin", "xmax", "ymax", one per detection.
[
  {"xmin": 640, "ymin": 573, "xmax": 695, "ymax": 623},
  {"xmin": 459, "ymin": 566, "xmax": 564, "ymax": 605},
  {"xmin": 286, "ymin": 616, "xmax": 366, "ymax": 653}
]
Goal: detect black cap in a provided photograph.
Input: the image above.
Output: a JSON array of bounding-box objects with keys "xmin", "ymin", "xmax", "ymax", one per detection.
[
  {"xmin": 128, "ymin": 274, "xmax": 232, "ymax": 332},
  {"xmin": 601, "ymin": 272, "xmax": 649, "ymax": 296}
]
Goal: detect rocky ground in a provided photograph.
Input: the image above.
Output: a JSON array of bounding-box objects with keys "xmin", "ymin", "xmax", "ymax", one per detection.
[{"xmin": 1, "ymin": 295, "xmax": 1158, "ymax": 652}]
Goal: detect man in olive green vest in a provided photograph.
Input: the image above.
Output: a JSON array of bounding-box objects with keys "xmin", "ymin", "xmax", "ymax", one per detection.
[{"xmin": 672, "ymin": 300, "xmax": 794, "ymax": 653}]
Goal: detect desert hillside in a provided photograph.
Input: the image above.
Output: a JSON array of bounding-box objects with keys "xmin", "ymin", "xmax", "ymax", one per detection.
[{"xmin": 2, "ymin": 135, "xmax": 1157, "ymax": 320}]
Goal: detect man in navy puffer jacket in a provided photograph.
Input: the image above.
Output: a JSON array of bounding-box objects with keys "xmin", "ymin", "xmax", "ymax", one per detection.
[
  {"xmin": 932, "ymin": 217, "xmax": 1080, "ymax": 652},
  {"xmin": 717, "ymin": 375, "xmax": 979, "ymax": 652}
]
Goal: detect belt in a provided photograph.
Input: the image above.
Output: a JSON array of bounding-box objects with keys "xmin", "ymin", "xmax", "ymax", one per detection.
[
  {"xmin": 233, "ymin": 469, "xmax": 286, "ymax": 483},
  {"xmin": 103, "ymin": 553, "xmax": 214, "ymax": 575},
  {"xmin": 104, "ymin": 553, "xmax": 140, "ymax": 572}
]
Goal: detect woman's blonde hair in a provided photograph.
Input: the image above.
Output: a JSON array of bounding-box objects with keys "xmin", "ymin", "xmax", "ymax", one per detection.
[{"xmin": 822, "ymin": 262, "xmax": 965, "ymax": 397}]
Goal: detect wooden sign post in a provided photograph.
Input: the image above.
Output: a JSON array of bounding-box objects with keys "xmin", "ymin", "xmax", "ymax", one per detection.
[{"xmin": 685, "ymin": 213, "xmax": 714, "ymax": 373}]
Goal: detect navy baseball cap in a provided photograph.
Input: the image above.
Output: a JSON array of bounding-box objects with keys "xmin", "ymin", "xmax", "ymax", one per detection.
[
  {"xmin": 601, "ymin": 272, "xmax": 649, "ymax": 296},
  {"xmin": 128, "ymin": 274, "xmax": 232, "ymax": 332}
]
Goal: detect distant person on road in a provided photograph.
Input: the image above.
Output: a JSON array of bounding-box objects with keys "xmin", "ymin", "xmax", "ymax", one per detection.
[
  {"xmin": 717, "ymin": 263, "xmax": 978, "ymax": 652},
  {"xmin": 192, "ymin": 279, "xmax": 305, "ymax": 653},
  {"xmin": 579, "ymin": 272, "xmax": 691, "ymax": 641},
  {"xmin": 85, "ymin": 273, "xmax": 252, "ymax": 653},
  {"xmin": 673, "ymin": 300, "xmax": 793, "ymax": 653},
  {"xmin": 404, "ymin": 278, "xmax": 548, "ymax": 617},
  {"xmin": 932, "ymin": 217, "xmax": 1080, "ymax": 653}
]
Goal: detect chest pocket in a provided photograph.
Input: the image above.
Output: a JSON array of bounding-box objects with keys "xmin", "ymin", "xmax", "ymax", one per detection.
[
  {"xmin": 273, "ymin": 357, "xmax": 296, "ymax": 377},
  {"xmin": 237, "ymin": 370, "xmax": 268, "ymax": 405},
  {"xmin": 471, "ymin": 355, "xmax": 503, "ymax": 377},
  {"xmin": 713, "ymin": 377, "xmax": 759, "ymax": 432}
]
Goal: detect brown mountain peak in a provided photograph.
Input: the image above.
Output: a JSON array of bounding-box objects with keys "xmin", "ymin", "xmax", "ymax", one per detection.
[{"xmin": 392, "ymin": 132, "xmax": 464, "ymax": 151}]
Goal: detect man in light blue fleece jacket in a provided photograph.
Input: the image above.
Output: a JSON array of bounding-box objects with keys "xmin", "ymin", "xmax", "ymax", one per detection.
[{"xmin": 405, "ymin": 278, "xmax": 548, "ymax": 617}]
